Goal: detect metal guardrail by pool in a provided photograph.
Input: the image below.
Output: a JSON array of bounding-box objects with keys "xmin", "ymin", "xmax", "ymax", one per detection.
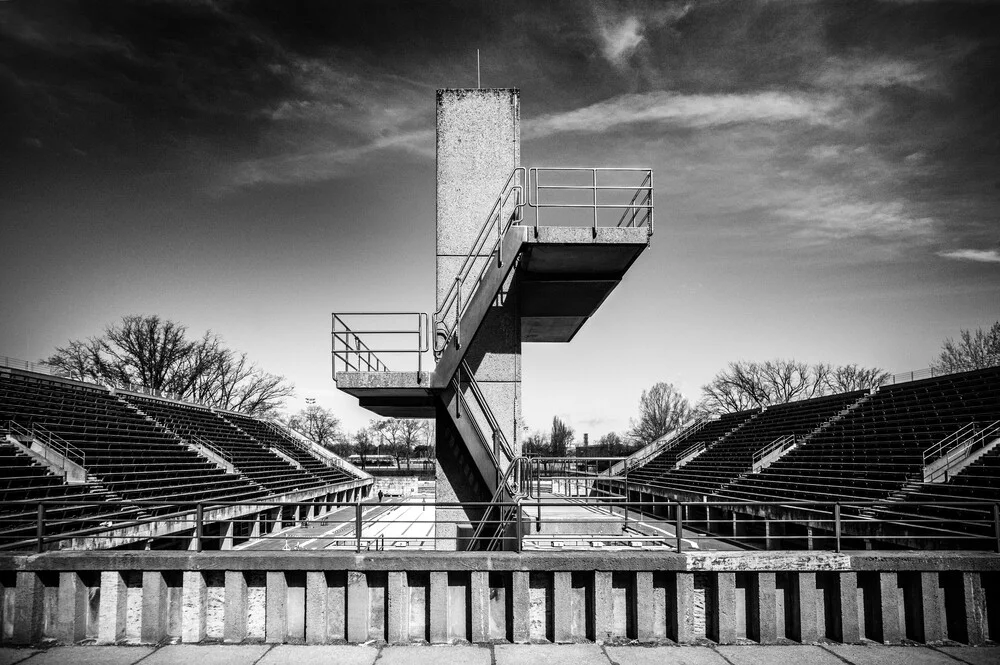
[
  {"xmin": 3, "ymin": 496, "xmax": 999, "ymax": 554},
  {"xmin": 526, "ymin": 167, "xmax": 653, "ymax": 232}
]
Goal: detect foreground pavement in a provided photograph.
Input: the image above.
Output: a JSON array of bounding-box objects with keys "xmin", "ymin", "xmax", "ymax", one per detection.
[{"xmin": 1, "ymin": 643, "xmax": 998, "ymax": 665}]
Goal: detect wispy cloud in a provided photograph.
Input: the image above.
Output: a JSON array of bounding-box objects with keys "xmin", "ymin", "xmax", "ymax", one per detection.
[
  {"xmin": 596, "ymin": 16, "xmax": 645, "ymax": 65},
  {"xmin": 525, "ymin": 91, "xmax": 839, "ymax": 139},
  {"xmin": 226, "ymin": 128, "xmax": 433, "ymax": 189},
  {"xmin": 937, "ymin": 249, "xmax": 1000, "ymax": 263}
]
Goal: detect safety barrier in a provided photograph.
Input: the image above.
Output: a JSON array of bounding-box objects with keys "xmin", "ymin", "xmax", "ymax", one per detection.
[{"xmin": 0, "ymin": 550, "xmax": 996, "ymax": 645}]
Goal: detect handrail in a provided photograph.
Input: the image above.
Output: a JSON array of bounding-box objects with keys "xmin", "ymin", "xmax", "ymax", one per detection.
[
  {"xmin": 923, "ymin": 420, "xmax": 1000, "ymax": 483},
  {"xmin": 606, "ymin": 418, "xmax": 709, "ymax": 477},
  {"xmin": 190, "ymin": 434, "xmax": 233, "ymax": 464},
  {"xmin": 469, "ymin": 456, "xmax": 527, "ymax": 549},
  {"xmin": 434, "ymin": 168, "xmax": 525, "ymax": 356},
  {"xmin": 672, "ymin": 441, "xmax": 706, "ymax": 470},
  {"xmin": 459, "ymin": 360, "xmax": 514, "ymax": 461},
  {"xmin": 5, "ymin": 420, "xmax": 86, "ymax": 471},
  {"xmin": 752, "ymin": 434, "xmax": 797, "ymax": 467},
  {"xmin": 526, "ymin": 167, "xmax": 653, "ymax": 232},
  {"xmin": 451, "ymin": 376, "xmax": 509, "ymax": 475},
  {"xmin": 331, "ymin": 312, "xmax": 430, "ymax": 376},
  {"xmin": 923, "ymin": 422, "xmax": 976, "ymax": 466}
]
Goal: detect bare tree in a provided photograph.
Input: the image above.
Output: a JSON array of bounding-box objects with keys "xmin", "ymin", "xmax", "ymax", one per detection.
[
  {"xmin": 523, "ymin": 430, "xmax": 549, "ymax": 456},
  {"xmin": 45, "ymin": 314, "xmax": 293, "ymax": 416},
  {"xmin": 353, "ymin": 428, "xmax": 375, "ymax": 467},
  {"xmin": 822, "ymin": 364, "xmax": 890, "ymax": 393},
  {"xmin": 288, "ymin": 406, "xmax": 343, "ymax": 449},
  {"xmin": 550, "ymin": 416, "xmax": 574, "ymax": 457},
  {"xmin": 397, "ymin": 419, "xmax": 428, "ymax": 461},
  {"xmin": 934, "ymin": 321, "xmax": 1000, "ymax": 373},
  {"xmin": 627, "ymin": 382, "xmax": 692, "ymax": 445},
  {"xmin": 698, "ymin": 359, "xmax": 886, "ymax": 415}
]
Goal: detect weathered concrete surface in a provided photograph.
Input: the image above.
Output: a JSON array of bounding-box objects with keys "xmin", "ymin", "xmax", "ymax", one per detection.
[
  {"xmin": 937, "ymin": 647, "xmax": 1000, "ymax": 665},
  {"xmin": 495, "ymin": 644, "xmax": 604, "ymax": 665},
  {"xmin": 141, "ymin": 645, "xmax": 269, "ymax": 665},
  {"xmin": 717, "ymin": 645, "xmax": 846, "ymax": 665},
  {"xmin": 5, "ymin": 550, "xmax": 998, "ymax": 573},
  {"xmin": 12, "ymin": 647, "xmax": 154, "ymax": 665},
  {"xmin": 378, "ymin": 645, "xmax": 492, "ymax": 665},
  {"xmin": 0, "ymin": 649, "xmax": 38, "ymax": 665},
  {"xmin": 605, "ymin": 646, "xmax": 729, "ymax": 665},
  {"xmin": 258, "ymin": 644, "xmax": 378, "ymax": 665},
  {"xmin": 823, "ymin": 645, "xmax": 970, "ymax": 664}
]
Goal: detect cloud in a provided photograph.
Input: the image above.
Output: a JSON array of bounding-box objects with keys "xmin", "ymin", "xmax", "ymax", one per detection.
[
  {"xmin": 778, "ymin": 187, "xmax": 936, "ymax": 244},
  {"xmin": 596, "ymin": 16, "xmax": 645, "ymax": 65},
  {"xmin": 937, "ymin": 249, "xmax": 1000, "ymax": 263},
  {"xmin": 226, "ymin": 128, "xmax": 434, "ymax": 189},
  {"xmin": 525, "ymin": 91, "xmax": 839, "ymax": 139}
]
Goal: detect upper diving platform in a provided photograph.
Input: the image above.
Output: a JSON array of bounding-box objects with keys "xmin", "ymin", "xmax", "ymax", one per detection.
[{"xmin": 332, "ymin": 167, "xmax": 653, "ymax": 417}]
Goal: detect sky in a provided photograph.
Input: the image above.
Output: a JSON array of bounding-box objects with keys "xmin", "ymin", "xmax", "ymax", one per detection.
[{"xmin": 1, "ymin": 0, "xmax": 998, "ymax": 440}]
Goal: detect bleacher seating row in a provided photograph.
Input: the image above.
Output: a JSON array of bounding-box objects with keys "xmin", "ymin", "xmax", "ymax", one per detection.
[
  {"xmin": 621, "ymin": 366, "xmax": 1000, "ymax": 544},
  {"xmin": 0, "ymin": 368, "xmax": 365, "ymax": 547}
]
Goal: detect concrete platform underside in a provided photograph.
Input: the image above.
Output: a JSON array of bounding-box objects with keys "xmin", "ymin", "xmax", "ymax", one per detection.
[{"xmin": 1, "ymin": 643, "xmax": 997, "ymax": 665}]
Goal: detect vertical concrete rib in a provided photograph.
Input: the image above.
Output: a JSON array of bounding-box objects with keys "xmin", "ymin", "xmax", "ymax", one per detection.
[
  {"xmin": 305, "ymin": 571, "xmax": 328, "ymax": 644},
  {"xmin": 593, "ymin": 571, "xmax": 613, "ymax": 643},
  {"xmin": 796, "ymin": 572, "xmax": 820, "ymax": 643},
  {"xmin": 141, "ymin": 571, "xmax": 169, "ymax": 644},
  {"xmin": 182, "ymin": 571, "xmax": 207, "ymax": 643},
  {"xmin": 878, "ymin": 572, "xmax": 902, "ymax": 643},
  {"xmin": 430, "ymin": 571, "xmax": 448, "ymax": 643},
  {"xmin": 223, "ymin": 570, "xmax": 248, "ymax": 643},
  {"xmin": 387, "ymin": 571, "xmax": 407, "ymax": 643},
  {"xmin": 712, "ymin": 572, "xmax": 737, "ymax": 644},
  {"xmin": 919, "ymin": 572, "xmax": 944, "ymax": 642},
  {"xmin": 756, "ymin": 572, "xmax": 778, "ymax": 644},
  {"xmin": 346, "ymin": 571, "xmax": 368, "ymax": 642},
  {"xmin": 635, "ymin": 572, "xmax": 654, "ymax": 641},
  {"xmin": 470, "ymin": 571, "xmax": 490, "ymax": 643},
  {"xmin": 675, "ymin": 572, "xmax": 695, "ymax": 644},
  {"xmin": 12, "ymin": 571, "xmax": 43, "ymax": 645},
  {"xmin": 962, "ymin": 571, "xmax": 988, "ymax": 645},
  {"xmin": 839, "ymin": 572, "xmax": 861, "ymax": 644},
  {"xmin": 553, "ymin": 571, "xmax": 572, "ymax": 642},
  {"xmin": 266, "ymin": 571, "xmax": 288, "ymax": 643},
  {"xmin": 56, "ymin": 572, "xmax": 87, "ymax": 644},
  {"xmin": 97, "ymin": 571, "xmax": 126, "ymax": 644},
  {"xmin": 512, "ymin": 571, "xmax": 531, "ymax": 643}
]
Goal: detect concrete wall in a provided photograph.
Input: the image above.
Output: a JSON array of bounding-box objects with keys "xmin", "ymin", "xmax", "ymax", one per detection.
[
  {"xmin": 435, "ymin": 89, "xmax": 522, "ymax": 548},
  {"xmin": 1, "ymin": 551, "xmax": 996, "ymax": 646}
]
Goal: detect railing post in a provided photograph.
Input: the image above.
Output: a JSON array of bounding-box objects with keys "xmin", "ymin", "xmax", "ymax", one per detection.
[
  {"xmin": 834, "ymin": 503, "xmax": 841, "ymax": 553},
  {"xmin": 195, "ymin": 503, "xmax": 204, "ymax": 552},
  {"xmin": 454, "ymin": 276, "xmax": 462, "ymax": 350},
  {"xmin": 515, "ymin": 501, "xmax": 523, "ymax": 553},
  {"xmin": 994, "ymin": 503, "xmax": 1000, "ymax": 554},
  {"xmin": 623, "ymin": 471, "xmax": 629, "ymax": 523},
  {"xmin": 36, "ymin": 503, "xmax": 45, "ymax": 553},
  {"xmin": 592, "ymin": 168, "xmax": 598, "ymax": 235},
  {"xmin": 356, "ymin": 501, "xmax": 363, "ymax": 553},
  {"xmin": 675, "ymin": 502, "xmax": 683, "ymax": 553}
]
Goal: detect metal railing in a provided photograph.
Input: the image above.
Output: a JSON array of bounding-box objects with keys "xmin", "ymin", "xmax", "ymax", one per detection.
[
  {"xmin": 526, "ymin": 167, "xmax": 653, "ymax": 232},
  {"xmin": 3, "ymin": 497, "xmax": 999, "ymax": 554},
  {"xmin": 605, "ymin": 419, "xmax": 710, "ymax": 477},
  {"xmin": 331, "ymin": 312, "xmax": 430, "ymax": 376},
  {"xmin": 458, "ymin": 360, "xmax": 514, "ymax": 461},
  {"xmin": 0, "ymin": 356, "xmax": 60, "ymax": 376},
  {"xmin": 923, "ymin": 420, "xmax": 1000, "ymax": 483},
  {"xmin": 434, "ymin": 168, "xmax": 526, "ymax": 355},
  {"xmin": 879, "ymin": 363, "xmax": 999, "ymax": 386},
  {"xmin": 189, "ymin": 433, "xmax": 233, "ymax": 464},
  {"xmin": 751, "ymin": 434, "xmax": 798, "ymax": 473},
  {"xmin": 4, "ymin": 420, "xmax": 86, "ymax": 471}
]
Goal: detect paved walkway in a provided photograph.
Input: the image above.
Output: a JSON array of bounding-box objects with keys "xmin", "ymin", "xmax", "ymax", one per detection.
[{"xmin": 1, "ymin": 643, "xmax": 998, "ymax": 665}]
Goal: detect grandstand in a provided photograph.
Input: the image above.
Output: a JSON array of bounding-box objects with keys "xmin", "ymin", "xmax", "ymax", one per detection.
[
  {"xmin": 0, "ymin": 365, "xmax": 371, "ymax": 551},
  {"xmin": 603, "ymin": 365, "xmax": 1000, "ymax": 550}
]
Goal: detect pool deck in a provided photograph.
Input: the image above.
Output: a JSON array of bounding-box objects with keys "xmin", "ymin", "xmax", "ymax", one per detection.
[{"xmin": 1, "ymin": 642, "xmax": 997, "ymax": 665}]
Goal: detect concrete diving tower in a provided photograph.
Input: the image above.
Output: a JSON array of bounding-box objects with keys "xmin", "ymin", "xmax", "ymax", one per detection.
[{"xmin": 332, "ymin": 88, "xmax": 652, "ymax": 549}]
